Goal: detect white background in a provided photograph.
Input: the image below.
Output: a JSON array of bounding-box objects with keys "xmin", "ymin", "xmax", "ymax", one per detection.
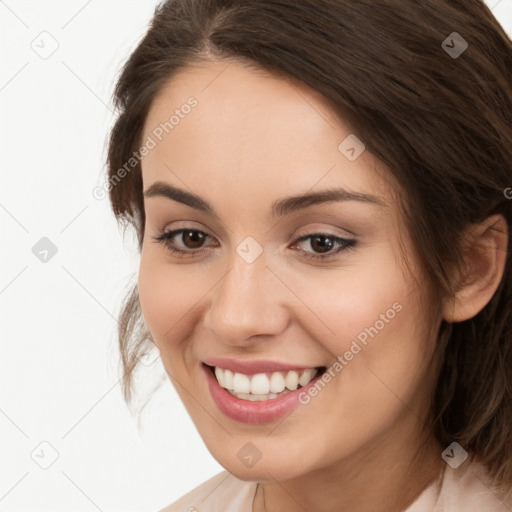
[{"xmin": 1, "ymin": 1, "xmax": 511, "ymax": 510}]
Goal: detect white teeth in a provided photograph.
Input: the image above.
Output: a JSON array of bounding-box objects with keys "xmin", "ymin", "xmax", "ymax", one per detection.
[
  {"xmin": 233, "ymin": 372, "xmax": 251, "ymax": 393},
  {"xmin": 213, "ymin": 366, "xmax": 319, "ymax": 398},
  {"xmin": 269, "ymin": 372, "xmax": 286, "ymax": 393},
  {"xmin": 227, "ymin": 389, "xmax": 293, "ymax": 401},
  {"xmin": 251, "ymin": 373, "xmax": 270, "ymax": 395},
  {"xmin": 299, "ymin": 368, "xmax": 317, "ymax": 387},
  {"xmin": 285, "ymin": 370, "xmax": 299, "ymax": 391},
  {"xmin": 223, "ymin": 369, "xmax": 234, "ymax": 390},
  {"xmin": 214, "ymin": 367, "xmax": 225, "ymax": 388}
]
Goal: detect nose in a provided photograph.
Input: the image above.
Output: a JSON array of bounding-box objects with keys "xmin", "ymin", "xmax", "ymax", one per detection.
[{"xmin": 202, "ymin": 249, "xmax": 290, "ymax": 346}]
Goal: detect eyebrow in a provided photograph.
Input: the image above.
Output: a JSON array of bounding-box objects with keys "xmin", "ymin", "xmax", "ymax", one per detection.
[{"xmin": 143, "ymin": 181, "xmax": 387, "ymax": 217}]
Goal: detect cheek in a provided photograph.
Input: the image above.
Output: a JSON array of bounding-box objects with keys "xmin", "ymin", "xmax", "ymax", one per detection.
[
  {"xmin": 137, "ymin": 250, "xmax": 200, "ymax": 347},
  {"xmin": 323, "ymin": 280, "xmax": 434, "ymax": 424},
  {"xmin": 299, "ymin": 253, "xmax": 432, "ymax": 397},
  {"xmin": 288, "ymin": 256, "xmax": 410, "ymax": 357}
]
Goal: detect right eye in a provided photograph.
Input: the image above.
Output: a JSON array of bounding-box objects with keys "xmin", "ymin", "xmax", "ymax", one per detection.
[{"xmin": 152, "ymin": 228, "xmax": 217, "ymax": 257}]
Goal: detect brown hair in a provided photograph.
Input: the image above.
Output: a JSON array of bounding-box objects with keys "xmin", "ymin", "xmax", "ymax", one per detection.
[{"xmin": 106, "ymin": 0, "xmax": 512, "ymax": 495}]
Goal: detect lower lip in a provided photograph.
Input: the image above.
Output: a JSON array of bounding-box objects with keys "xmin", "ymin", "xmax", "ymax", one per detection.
[{"xmin": 203, "ymin": 364, "xmax": 324, "ymax": 424}]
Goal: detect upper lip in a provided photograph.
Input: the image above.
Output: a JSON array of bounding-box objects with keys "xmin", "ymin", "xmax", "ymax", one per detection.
[{"xmin": 203, "ymin": 357, "xmax": 323, "ymax": 375}]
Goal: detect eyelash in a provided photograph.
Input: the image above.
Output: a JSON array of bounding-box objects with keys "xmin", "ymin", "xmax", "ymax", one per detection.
[{"xmin": 152, "ymin": 228, "xmax": 357, "ymax": 262}]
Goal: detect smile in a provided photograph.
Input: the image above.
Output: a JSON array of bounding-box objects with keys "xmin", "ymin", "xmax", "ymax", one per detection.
[
  {"xmin": 213, "ymin": 366, "xmax": 320, "ymax": 401},
  {"xmin": 202, "ymin": 361, "xmax": 327, "ymax": 424}
]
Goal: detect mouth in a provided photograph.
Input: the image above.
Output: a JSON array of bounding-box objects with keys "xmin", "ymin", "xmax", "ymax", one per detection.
[
  {"xmin": 202, "ymin": 361, "xmax": 328, "ymax": 424},
  {"xmin": 203, "ymin": 363, "xmax": 327, "ymax": 402}
]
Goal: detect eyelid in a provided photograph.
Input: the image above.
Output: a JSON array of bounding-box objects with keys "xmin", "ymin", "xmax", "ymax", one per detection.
[
  {"xmin": 152, "ymin": 225, "xmax": 357, "ymax": 262},
  {"xmin": 157, "ymin": 221, "xmax": 356, "ymax": 247},
  {"xmin": 292, "ymin": 223, "xmax": 358, "ymax": 240}
]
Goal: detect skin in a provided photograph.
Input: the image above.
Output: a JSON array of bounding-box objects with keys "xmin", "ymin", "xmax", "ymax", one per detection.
[{"xmin": 137, "ymin": 59, "xmax": 507, "ymax": 511}]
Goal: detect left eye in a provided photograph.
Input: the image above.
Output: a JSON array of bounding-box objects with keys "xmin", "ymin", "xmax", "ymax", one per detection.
[
  {"xmin": 291, "ymin": 233, "xmax": 357, "ymax": 260},
  {"xmin": 152, "ymin": 228, "xmax": 357, "ymax": 261}
]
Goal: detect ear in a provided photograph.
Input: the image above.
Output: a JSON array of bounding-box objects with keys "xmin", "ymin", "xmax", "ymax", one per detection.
[{"xmin": 442, "ymin": 214, "xmax": 508, "ymax": 323}]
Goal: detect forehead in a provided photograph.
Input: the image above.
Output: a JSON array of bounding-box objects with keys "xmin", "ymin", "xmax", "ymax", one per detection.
[{"xmin": 141, "ymin": 59, "xmax": 395, "ymax": 212}]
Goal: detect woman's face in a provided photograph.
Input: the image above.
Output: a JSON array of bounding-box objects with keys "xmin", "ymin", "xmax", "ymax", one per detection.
[{"xmin": 138, "ymin": 59, "xmax": 440, "ymax": 481}]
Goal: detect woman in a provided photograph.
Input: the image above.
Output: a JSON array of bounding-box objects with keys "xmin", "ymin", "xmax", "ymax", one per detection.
[{"xmin": 106, "ymin": 0, "xmax": 512, "ymax": 510}]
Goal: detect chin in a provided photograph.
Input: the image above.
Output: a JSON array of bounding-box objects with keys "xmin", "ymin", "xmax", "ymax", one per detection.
[{"xmin": 215, "ymin": 452, "xmax": 309, "ymax": 483}]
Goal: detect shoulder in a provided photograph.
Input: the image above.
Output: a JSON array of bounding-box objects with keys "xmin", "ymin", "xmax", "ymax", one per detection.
[
  {"xmin": 157, "ymin": 470, "xmax": 258, "ymax": 512},
  {"xmin": 407, "ymin": 458, "xmax": 512, "ymax": 512}
]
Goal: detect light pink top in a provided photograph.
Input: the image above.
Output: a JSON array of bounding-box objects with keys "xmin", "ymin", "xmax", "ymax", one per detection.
[{"xmin": 158, "ymin": 460, "xmax": 512, "ymax": 511}]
